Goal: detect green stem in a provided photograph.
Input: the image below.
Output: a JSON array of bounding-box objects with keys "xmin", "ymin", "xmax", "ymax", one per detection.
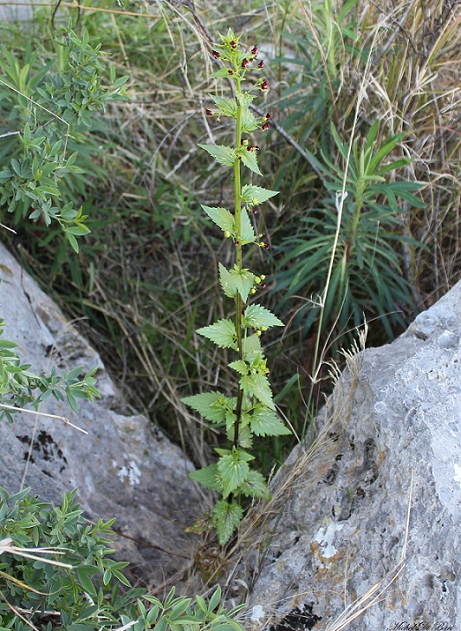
[{"xmin": 233, "ymin": 77, "xmax": 244, "ymax": 450}]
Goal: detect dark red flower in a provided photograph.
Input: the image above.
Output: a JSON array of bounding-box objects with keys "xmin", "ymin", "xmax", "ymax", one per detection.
[
  {"xmin": 251, "ymin": 45, "xmax": 258, "ymax": 56},
  {"xmin": 230, "ymin": 40, "xmax": 237, "ymax": 49},
  {"xmin": 261, "ymin": 80, "xmax": 268, "ymax": 90},
  {"xmin": 212, "ymin": 50, "xmax": 220, "ymax": 59},
  {"xmin": 228, "ymin": 70, "xmax": 234, "ymax": 75},
  {"xmin": 265, "ymin": 113, "xmax": 271, "ymax": 119},
  {"xmin": 262, "ymin": 122, "xmax": 270, "ymax": 131},
  {"xmin": 258, "ymin": 60, "xmax": 264, "ymax": 68},
  {"xmin": 261, "ymin": 282, "xmax": 267, "ymax": 288},
  {"xmin": 247, "ymin": 145, "xmax": 254, "ymax": 151},
  {"xmin": 253, "ymin": 207, "xmax": 259, "ymax": 214},
  {"xmin": 205, "ymin": 109, "xmax": 213, "ymax": 116},
  {"xmin": 263, "ymin": 243, "xmax": 270, "ymax": 249},
  {"xmin": 242, "ymin": 58, "xmax": 249, "ymax": 68}
]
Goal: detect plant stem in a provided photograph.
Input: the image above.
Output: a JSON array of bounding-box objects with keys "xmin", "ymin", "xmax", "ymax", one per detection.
[{"xmin": 233, "ymin": 77, "xmax": 244, "ymax": 449}]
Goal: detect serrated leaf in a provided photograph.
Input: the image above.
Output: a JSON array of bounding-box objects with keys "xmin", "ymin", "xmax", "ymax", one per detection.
[
  {"xmin": 213, "ymin": 499, "xmax": 243, "ymax": 545},
  {"xmin": 211, "ymin": 95, "xmax": 236, "ymax": 117},
  {"xmin": 217, "ymin": 453, "xmax": 250, "ymax": 498},
  {"xmin": 231, "ymin": 267, "xmax": 255, "ymax": 302},
  {"xmin": 242, "ymin": 334, "xmax": 262, "ymax": 362},
  {"xmin": 240, "ymin": 470, "xmax": 270, "ymax": 499},
  {"xmin": 228, "ymin": 360, "xmax": 248, "ymax": 376},
  {"xmin": 218, "ymin": 264, "xmax": 255, "ymax": 302},
  {"xmin": 202, "ymin": 205, "xmax": 234, "ymax": 234},
  {"xmin": 226, "ymin": 423, "xmax": 253, "ymax": 449},
  {"xmin": 241, "ymin": 373, "xmax": 275, "ymax": 409},
  {"xmin": 189, "ymin": 464, "xmax": 222, "ymax": 492},
  {"xmin": 197, "ymin": 319, "xmax": 237, "ymax": 349},
  {"xmin": 241, "ymin": 108, "xmax": 259, "ymax": 133},
  {"xmin": 199, "ymin": 144, "xmax": 235, "ymax": 167},
  {"xmin": 243, "ymin": 304, "xmax": 284, "ymax": 329},
  {"xmin": 250, "ymin": 408, "xmax": 291, "ymax": 436},
  {"xmin": 219, "ymin": 263, "xmax": 237, "ymax": 298},
  {"xmin": 241, "ymin": 184, "xmax": 279, "ymax": 205},
  {"xmin": 240, "ymin": 208, "xmax": 256, "ymax": 244},
  {"xmin": 240, "ymin": 149, "xmax": 262, "ymax": 175},
  {"xmin": 180, "ymin": 391, "xmax": 229, "ymax": 423}
]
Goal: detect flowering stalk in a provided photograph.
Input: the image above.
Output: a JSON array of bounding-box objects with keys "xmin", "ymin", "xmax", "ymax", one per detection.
[{"xmin": 181, "ymin": 30, "xmax": 290, "ymax": 546}]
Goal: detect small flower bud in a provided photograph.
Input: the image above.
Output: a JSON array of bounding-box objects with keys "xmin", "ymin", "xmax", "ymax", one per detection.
[
  {"xmin": 260, "ymin": 274, "xmax": 266, "ymax": 280},
  {"xmin": 205, "ymin": 108, "xmax": 213, "ymax": 116},
  {"xmin": 242, "ymin": 58, "xmax": 249, "ymax": 68},
  {"xmin": 261, "ymin": 326, "xmax": 268, "ymax": 331},
  {"xmin": 212, "ymin": 50, "xmax": 220, "ymax": 59},
  {"xmin": 250, "ymin": 287, "xmax": 257, "ymax": 295},
  {"xmin": 262, "ymin": 122, "xmax": 270, "ymax": 131},
  {"xmin": 254, "ymin": 277, "xmax": 261, "ymax": 284},
  {"xmin": 261, "ymin": 80, "xmax": 269, "ymax": 90},
  {"xmin": 251, "ymin": 45, "xmax": 258, "ymax": 56},
  {"xmin": 224, "ymin": 230, "xmax": 231, "ymax": 238},
  {"xmin": 258, "ymin": 60, "xmax": 264, "ymax": 69},
  {"xmin": 256, "ymin": 330, "xmax": 262, "ymax": 337}
]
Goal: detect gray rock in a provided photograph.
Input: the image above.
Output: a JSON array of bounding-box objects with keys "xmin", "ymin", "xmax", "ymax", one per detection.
[
  {"xmin": 237, "ymin": 282, "xmax": 461, "ymax": 630},
  {"xmin": 0, "ymin": 241, "xmax": 202, "ymax": 584}
]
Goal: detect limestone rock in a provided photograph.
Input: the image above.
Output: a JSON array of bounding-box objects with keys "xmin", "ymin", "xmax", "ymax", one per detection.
[
  {"xmin": 0, "ymin": 241, "xmax": 202, "ymax": 584},
  {"xmin": 238, "ymin": 282, "xmax": 461, "ymax": 630}
]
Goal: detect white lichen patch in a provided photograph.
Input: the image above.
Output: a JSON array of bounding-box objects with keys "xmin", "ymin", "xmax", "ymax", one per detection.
[
  {"xmin": 454, "ymin": 463, "xmax": 461, "ymax": 486},
  {"xmin": 115, "ymin": 460, "xmax": 141, "ymax": 486},
  {"xmin": 314, "ymin": 522, "xmax": 343, "ymax": 560},
  {"xmin": 250, "ymin": 605, "xmax": 265, "ymax": 623}
]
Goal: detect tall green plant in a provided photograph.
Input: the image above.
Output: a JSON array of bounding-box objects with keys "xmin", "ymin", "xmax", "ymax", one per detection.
[{"xmin": 181, "ymin": 30, "xmax": 290, "ymax": 546}]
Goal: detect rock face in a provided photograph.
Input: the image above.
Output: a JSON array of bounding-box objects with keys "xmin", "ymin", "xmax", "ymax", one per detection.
[
  {"xmin": 0, "ymin": 241, "xmax": 202, "ymax": 584},
  {"xmin": 239, "ymin": 282, "xmax": 461, "ymax": 630}
]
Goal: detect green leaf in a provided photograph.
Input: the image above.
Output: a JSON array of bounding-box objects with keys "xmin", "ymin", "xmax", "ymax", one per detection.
[
  {"xmin": 241, "ymin": 108, "xmax": 260, "ymax": 133},
  {"xmin": 65, "ymin": 224, "xmax": 91, "ymax": 236},
  {"xmin": 241, "ymin": 184, "xmax": 279, "ymax": 205},
  {"xmin": 180, "ymin": 391, "xmax": 229, "ymax": 423},
  {"xmin": 240, "ymin": 149, "xmax": 262, "ymax": 175},
  {"xmin": 213, "ymin": 499, "xmax": 244, "ymax": 545},
  {"xmin": 211, "ymin": 68, "xmax": 236, "ymax": 79},
  {"xmin": 231, "ymin": 267, "xmax": 255, "ymax": 303},
  {"xmin": 218, "ymin": 264, "xmax": 255, "ymax": 302},
  {"xmin": 240, "ymin": 208, "xmax": 256, "ymax": 244},
  {"xmin": 241, "ymin": 373, "xmax": 275, "ymax": 409},
  {"xmin": 243, "ymin": 304, "xmax": 284, "ymax": 329},
  {"xmin": 242, "ymin": 334, "xmax": 262, "ymax": 362},
  {"xmin": 202, "ymin": 205, "xmax": 234, "ymax": 234},
  {"xmin": 228, "ymin": 360, "xmax": 248, "ymax": 376},
  {"xmin": 76, "ymin": 565, "xmax": 97, "ymax": 597},
  {"xmin": 190, "ymin": 464, "xmax": 222, "ymax": 492},
  {"xmin": 219, "ymin": 263, "xmax": 237, "ymax": 298},
  {"xmin": 250, "ymin": 407, "xmax": 291, "ymax": 436},
  {"xmin": 217, "ymin": 452, "xmax": 250, "ymax": 498},
  {"xmin": 199, "ymin": 144, "xmax": 235, "ymax": 167},
  {"xmin": 240, "ymin": 470, "xmax": 270, "ymax": 499},
  {"xmin": 210, "ymin": 95, "xmax": 236, "ymax": 117},
  {"xmin": 197, "ymin": 319, "xmax": 237, "ymax": 349}
]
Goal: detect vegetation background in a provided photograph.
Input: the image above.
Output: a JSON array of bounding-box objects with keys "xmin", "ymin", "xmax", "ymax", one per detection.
[{"xmin": 0, "ymin": 0, "xmax": 460, "ymax": 624}]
